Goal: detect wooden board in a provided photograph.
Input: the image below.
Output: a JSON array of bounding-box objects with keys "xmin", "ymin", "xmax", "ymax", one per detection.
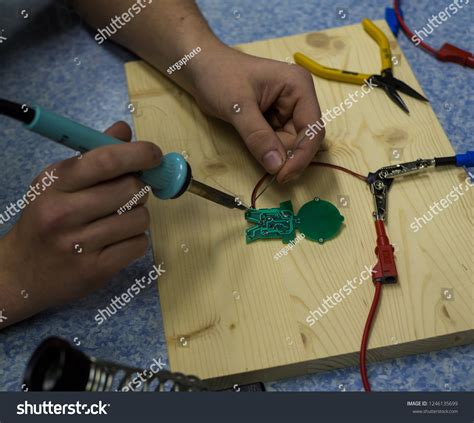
[{"xmin": 125, "ymin": 20, "xmax": 473, "ymax": 388}]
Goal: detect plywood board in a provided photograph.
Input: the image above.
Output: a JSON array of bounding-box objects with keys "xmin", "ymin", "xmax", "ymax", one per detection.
[{"xmin": 125, "ymin": 20, "xmax": 473, "ymax": 388}]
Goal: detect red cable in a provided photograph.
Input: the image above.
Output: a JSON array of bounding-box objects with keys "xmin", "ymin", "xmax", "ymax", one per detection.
[
  {"xmin": 393, "ymin": 0, "xmax": 437, "ymax": 56},
  {"xmin": 394, "ymin": 0, "xmax": 474, "ymax": 67},
  {"xmin": 251, "ymin": 173, "xmax": 270, "ymax": 208},
  {"xmin": 309, "ymin": 161, "xmax": 368, "ymax": 182},
  {"xmin": 251, "ymin": 162, "xmax": 367, "ymax": 208},
  {"xmin": 251, "ymin": 163, "xmax": 382, "ymax": 392},
  {"xmin": 360, "ymin": 281, "xmax": 382, "ymax": 392}
]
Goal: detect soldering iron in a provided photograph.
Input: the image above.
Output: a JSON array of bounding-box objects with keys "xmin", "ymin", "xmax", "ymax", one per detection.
[{"xmin": 0, "ymin": 99, "xmax": 249, "ymax": 211}]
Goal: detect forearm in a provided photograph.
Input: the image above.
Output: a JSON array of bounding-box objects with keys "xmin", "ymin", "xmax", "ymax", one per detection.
[{"xmin": 72, "ymin": 0, "xmax": 226, "ymax": 95}]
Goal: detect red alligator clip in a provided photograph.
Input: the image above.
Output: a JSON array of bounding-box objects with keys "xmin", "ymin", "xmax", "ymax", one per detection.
[{"xmin": 372, "ymin": 220, "xmax": 398, "ymax": 284}]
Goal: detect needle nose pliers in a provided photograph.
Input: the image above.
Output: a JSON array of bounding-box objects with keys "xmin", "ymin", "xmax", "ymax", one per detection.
[{"xmin": 294, "ymin": 18, "xmax": 429, "ymax": 114}]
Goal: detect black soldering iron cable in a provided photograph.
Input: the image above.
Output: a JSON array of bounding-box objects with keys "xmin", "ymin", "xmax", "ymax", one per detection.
[{"xmin": 0, "ymin": 98, "xmax": 35, "ymax": 124}]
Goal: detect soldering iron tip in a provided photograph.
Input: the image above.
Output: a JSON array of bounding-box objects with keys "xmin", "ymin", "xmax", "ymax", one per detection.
[{"xmin": 237, "ymin": 202, "xmax": 250, "ymax": 211}]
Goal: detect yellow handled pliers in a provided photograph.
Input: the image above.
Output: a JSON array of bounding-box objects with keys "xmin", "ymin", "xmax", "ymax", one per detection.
[{"xmin": 294, "ymin": 19, "xmax": 428, "ymax": 114}]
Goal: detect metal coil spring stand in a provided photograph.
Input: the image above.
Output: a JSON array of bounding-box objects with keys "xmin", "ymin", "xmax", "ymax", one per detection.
[
  {"xmin": 85, "ymin": 360, "xmax": 206, "ymax": 392},
  {"xmin": 23, "ymin": 337, "xmax": 208, "ymax": 392}
]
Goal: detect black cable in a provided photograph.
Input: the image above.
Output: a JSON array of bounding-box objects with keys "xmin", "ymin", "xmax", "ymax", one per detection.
[
  {"xmin": 0, "ymin": 98, "xmax": 35, "ymax": 124},
  {"xmin": 435, "ymin": 156, "xmax": 456, "ymax": 167}
]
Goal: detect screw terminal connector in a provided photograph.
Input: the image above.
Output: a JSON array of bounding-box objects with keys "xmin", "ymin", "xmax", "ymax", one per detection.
[{"xmin": 371, "ymin": 220, "xmax": 398, "ymax": 284}]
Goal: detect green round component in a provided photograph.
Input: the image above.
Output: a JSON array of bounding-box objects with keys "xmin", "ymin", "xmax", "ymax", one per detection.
[{"xmin": 295, "ymin": 198, "xmax": 344, "ymax": 243}]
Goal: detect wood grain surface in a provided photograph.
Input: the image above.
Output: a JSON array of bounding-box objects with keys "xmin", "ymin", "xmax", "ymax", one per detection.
[{"xmin": 125, "ymin": 20, "xmax": 473, "ymax": 388}]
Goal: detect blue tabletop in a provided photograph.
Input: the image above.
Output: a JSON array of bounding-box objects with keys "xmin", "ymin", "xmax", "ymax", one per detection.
[{"xmin": 0, "ymin": 0, "xmax": 473, "ymax": 392}]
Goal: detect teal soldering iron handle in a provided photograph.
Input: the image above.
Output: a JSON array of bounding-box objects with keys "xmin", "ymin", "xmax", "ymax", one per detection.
[{"xmin": 25, "ymin": 106, "xmax": 189, "ymax": 199}]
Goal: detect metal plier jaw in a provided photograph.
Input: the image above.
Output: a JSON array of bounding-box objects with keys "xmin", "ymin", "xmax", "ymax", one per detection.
[{"xmin": 367, "ymin": 158, "xmax": 435, "ymax": 221}]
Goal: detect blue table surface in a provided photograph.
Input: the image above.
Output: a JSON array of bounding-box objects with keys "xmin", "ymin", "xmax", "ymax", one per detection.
[{"xmin": 0, "ymin": 0, "xmax": 473, "ymax": 392}]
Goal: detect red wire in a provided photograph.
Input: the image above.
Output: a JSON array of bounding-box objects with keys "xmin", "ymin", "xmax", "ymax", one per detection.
[
  {"xmin": 250, "ymin": 161, "xmax": 381, "ymax": 392},
  {"xmin": 360, "ymin": 281, "xmax": 383, "ymax": 392},
  {"xmin": 393, "ymin": 0, "xmax": 437, "ymax": 56},
  {"xmin": 251, "ymin": 173, "xmax": 270, "ymax": 208},
  {"xmin": 309, "ymin": 161, "xmax": 368, "ymax": 182},
  {"xmin": 251, "ymin": 162, "xmax": 367, "ymax": 208},
  {"xmin": 309, "ymin": 162, "xmax": 378, "ymax": 391}
]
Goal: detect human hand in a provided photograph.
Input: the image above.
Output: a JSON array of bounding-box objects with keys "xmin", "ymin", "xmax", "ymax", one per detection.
[
  {"xmin": 74, "ymin": 1, "xmax": 322, "ymax": 182},
  {"xmin": 188, "ymin": 45, "xmax": 324, "ymax": 183},
  {"xmin": 0, "ymin": 121, "xmax": 160, "ymax": 327}
]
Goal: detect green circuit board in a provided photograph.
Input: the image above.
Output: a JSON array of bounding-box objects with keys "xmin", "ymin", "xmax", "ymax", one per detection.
[
  {"xmin": 245, "ymin": 198, "xmax": 344, "ymax": 244},
  {"xmin": 245, "ymin": 200, "xmax": 297, "ymax": 244}
]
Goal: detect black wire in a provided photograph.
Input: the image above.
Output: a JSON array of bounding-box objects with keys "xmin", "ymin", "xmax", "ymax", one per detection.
[
  {"xmin": 435, "ymin": 156, "xmax": 456, "ymax": 167},
  {"xmin": 0, "ymin": 98, "xmax": 35, "ymax": 124}
]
